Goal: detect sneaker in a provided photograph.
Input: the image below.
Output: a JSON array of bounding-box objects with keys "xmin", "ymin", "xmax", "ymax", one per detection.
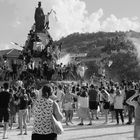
[
  {"xmin": 126, "ymin": 122, "xmax": 132, "ymax": 125},
  {"xmin": 87, "ymin": 123, "xmax": 92, "ymax": 126},
  {"xmin": 3, "ymin": 136, "xmax": 8, "ymax": 139},
  {"xmin": 78, "ymin": 123, "xmax": 84, "ymax": 126},
  {"xmin": 96, "ymin": 117, "xmax": 99, "ymax": 120}
]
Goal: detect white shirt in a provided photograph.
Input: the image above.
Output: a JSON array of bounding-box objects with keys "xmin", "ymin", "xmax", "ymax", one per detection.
[
  {"xmin": 78, "ymin": 96, "xmax": 89, "ymax": 108},
  {"xmin": 114, "ymin": 95, "xmax": 124, "ymax": 109},
  {"xmin": 109, "ymin": 94, "xmax": 115, "ymax": 104},
  {"xmin": 56, "ymin": 89, "xmax": 64, "ymax": 101}
]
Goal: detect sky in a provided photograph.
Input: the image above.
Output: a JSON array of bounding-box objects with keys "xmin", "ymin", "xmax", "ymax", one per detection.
[{"xmin": 0, "ymin": 0, "xmax": 140, "ymax": 50}]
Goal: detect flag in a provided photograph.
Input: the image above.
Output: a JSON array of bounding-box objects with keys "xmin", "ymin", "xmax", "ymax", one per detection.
[
  {"xmin": 52, "ymin": 9, "xmax": 58, "ymax": 21},
  {"xmin": 11, "ymin": 42, "xmax": 19, "ymax": 46},
  {"xmin": 108, "ymin": 60, "xmax": 113, "ymax": 67}
]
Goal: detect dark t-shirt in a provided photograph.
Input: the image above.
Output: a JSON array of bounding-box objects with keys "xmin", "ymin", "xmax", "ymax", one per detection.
[
  {"xmin": 88, "ymin": 89, "xmax": 98, "ymax": 101},
  {"xmin": 124, "ymin": 89, "xmax": 135, "ymax": 106},
  {"xmin": 125, "ymin": 89, "xmax": 135, "ymax": 100},
  {"xmin": 19, "ymin": 95, "xmax": 28, "ymax": 110},
  {"xmin": 0, "ymin": 91, "xmax": 11, "ymax": 109}
]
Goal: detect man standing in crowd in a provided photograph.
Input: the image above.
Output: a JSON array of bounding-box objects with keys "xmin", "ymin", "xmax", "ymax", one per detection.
[
  {"xmin": 56, "ymin": 85, "xmax": 65, "ymax": 108},
  {"xmin": 125, "ymin": 84, "xmax": 135, "ymax": 125},
  {"xmin": 0, "ymin": 83, "xmax": 11, "ymax": 139},
  {"xmin": 88, "ymin": 85, "xmax": 99, "ymax": 120}
]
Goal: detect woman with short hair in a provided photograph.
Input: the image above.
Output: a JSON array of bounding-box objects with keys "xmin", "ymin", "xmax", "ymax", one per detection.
[
  {"xmin": 32, "ymin": 84, "xmax": 63, "ymax": 140},
  {"xmin": 77, "ymin": 86, "xmax": 92, "ymax": 125},
  {"xmin": 18, "ymin": 88, "xmax": 28, "ymax": 135},
  {"xmin": 114, "ymin": 87, "xmax": 124, "ymax": 125},
  {"xmin": 126, "ymin": 90, "xmax": 140, "ymax": 140}
]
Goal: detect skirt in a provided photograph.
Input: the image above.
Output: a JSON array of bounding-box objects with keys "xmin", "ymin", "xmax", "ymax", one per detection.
[
  {"xmin": 89, "ymin": 101, "xmax": 98, "ymax": 110},
  {"xmin": 32, "ymin": 133, "xmax": 57, "ymax": 140},
  {"xmin": 77, "ymin": 107, "xmax": 90, "ymax": 119}
]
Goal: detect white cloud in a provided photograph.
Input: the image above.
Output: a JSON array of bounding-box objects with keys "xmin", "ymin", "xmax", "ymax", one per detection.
[
  {"xmin": 1, "ymin": 0, "xmax": 140, "ymax": 48},
  {"xmin": 101, "ymin": 15, "xmax": 140, "ymax": 32},
  {"xmin": 49, "ymin": 0, "xmax": 140, "ymax": 39}
]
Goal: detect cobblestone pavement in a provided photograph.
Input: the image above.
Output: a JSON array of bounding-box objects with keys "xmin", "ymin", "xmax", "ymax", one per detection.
[{"xmin": 0, "ymin": 116, "xmax": 134, "ymax": 140}]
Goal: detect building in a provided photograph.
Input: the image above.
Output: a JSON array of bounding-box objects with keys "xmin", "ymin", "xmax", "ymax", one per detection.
[{"xmin": 0, "ymin": 48, "xmax": 21, "ymax": 66}]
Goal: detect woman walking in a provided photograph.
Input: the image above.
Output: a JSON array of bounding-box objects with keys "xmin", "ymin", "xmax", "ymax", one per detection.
[
  {"xmin": 126, "ymin": 90, "xmax": 140, "ymax": 140},
  {"xmin": 101, "ymin": 89, "xmax": 110, "ymax": 124},
  {"xmin": 62, "ymin": 86, "xmax": 74, "ymax": 125},
  {"xmin": 32, "ymin": 84, "xmax": 63, "ymax": 140},
  {"xmin": 18, "ymin": 88, "xmax": 29, "ymax": 135},
  {"xmin": 77, "ymin": 86, "xmax": 92, "ymax": 125},
  {"xmin": 114, "ymin": 87, "xmax": 124, "ymax": 125}
]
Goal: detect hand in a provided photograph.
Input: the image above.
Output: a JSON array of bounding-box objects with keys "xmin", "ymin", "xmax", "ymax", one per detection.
[{"xmin": 135, "ymin": 90, "xmax": 139, "ymax": 96}]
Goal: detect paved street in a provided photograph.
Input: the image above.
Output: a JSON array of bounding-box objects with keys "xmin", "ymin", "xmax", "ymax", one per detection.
[{"xmin": 0, "ymin": 116, "xmax": 134, "ymax": 140}]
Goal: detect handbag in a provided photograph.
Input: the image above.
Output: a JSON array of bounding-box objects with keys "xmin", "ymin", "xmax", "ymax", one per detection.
[{"xmin": 51, "ymin": 114, "xmax": 64, "ymax": 135}]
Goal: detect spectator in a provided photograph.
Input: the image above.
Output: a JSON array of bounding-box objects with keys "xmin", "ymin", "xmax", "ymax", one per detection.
[
  {"xmin": 62, "ymin": 86, "xmax": 74, "ymax": 125},
  {"xmin": 56, "ymin": 85, "xmax": 65, "ymax": 108},
  {"xmin": 126, "ymin": 90, "xmax": 140, "ymax": 140},
  {"xmin": 88, "ymin": 85, "xmax": 99, "ymax": 120},
  {"xmin": 101, "ymin": 89, "xmax": 110, "ymax": 124},
  {"xmin": 125, "ymin": 84, "xmax": 135, "ymax": 125},
  {"xmin": 77, "ymin": 86, "xmax": 92, "ymax": 125},
  {"xmin": 0, "ymin": 83, "xmax": 11, "ymax": 139},
  {"xmin": 32, "ymin": 84, "xmax": 63, "ymax": 140},
  {"xmin": 18, "ymin": 88, "xmax": 28, "ymax": 135},
  {"xmin": 114, "ymin": 87, "xmax": 124, "ymax": 125},
  {"xmin": 109, "ymin": 87, "xmax": 115, "ymax": 122}
]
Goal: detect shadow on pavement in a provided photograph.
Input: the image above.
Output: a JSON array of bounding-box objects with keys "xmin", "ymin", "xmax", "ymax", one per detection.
[
  {"xmin": 67, "ymin": 130, "xmax": 133, "ymax": 140},
  {"xmin": 63, "ymin": 123, "xmax": 131, "ymax": 132}
]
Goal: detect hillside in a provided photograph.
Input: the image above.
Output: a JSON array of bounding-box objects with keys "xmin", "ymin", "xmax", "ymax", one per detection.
[{"xmin": 57, "ymin": 31, "xmax": 140, "ymax": 81}]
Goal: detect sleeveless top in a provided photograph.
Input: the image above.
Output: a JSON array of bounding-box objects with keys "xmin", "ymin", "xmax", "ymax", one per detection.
[
  {"xmin": 78, "ymin": 96, "xmax": 89, "ymax": 108},
  {"xmin": 32, "ymin": 97, "xmax": 53, "ymax": 134},
  {"xmin": 135, "ymin": 103, "xmax": 140, "ymax": 126}
]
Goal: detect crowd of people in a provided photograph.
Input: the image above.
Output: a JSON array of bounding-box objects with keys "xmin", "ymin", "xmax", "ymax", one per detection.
[
  {"xmin": 0, "ymin": 2, "xmax": 140, "ymax": 140},
  {"xmin": 0, "ymin": 58, "xmax": 79, "ymax": 84},
  {"xmin": 0, "ymin": 78, "xmax": 140, "ymax": 139}
]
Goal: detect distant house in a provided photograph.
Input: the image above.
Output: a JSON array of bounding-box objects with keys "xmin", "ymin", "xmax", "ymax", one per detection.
[
  {"xmin": 0, "ymin": 48, "xmax": 21, "ymax": 66},
  {"xmin": 0, "ymin": 48, "xmax": 21, "ymax": 59}
]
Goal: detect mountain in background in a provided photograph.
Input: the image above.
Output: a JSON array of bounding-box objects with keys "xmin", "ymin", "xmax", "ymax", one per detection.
[{"xmin": 57, "ymin": 30, "xmax": 140, "ymax": 82}]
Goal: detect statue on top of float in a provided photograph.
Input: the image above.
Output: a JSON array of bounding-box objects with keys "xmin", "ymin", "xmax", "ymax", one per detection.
[{"xmin": 34, "ymin": 1, "xmax": 45, "ymax": 32}]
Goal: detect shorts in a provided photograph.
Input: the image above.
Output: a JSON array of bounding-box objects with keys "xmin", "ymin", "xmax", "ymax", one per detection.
[
  {"xmin": 103, "ymin": 102, "xmax": 110, "ymax": 109},
  {"xmin": 19, "ymin": 109, "xmax": 28, "ymax": 117},
  {"xmin": 89, "ymin": 101, "xmax": 98, "ymax": 110},
  {"xmin": 63, "ymin": 102, "xmax": 73, "ymax": 111},
  {"xmin": 109, "ymin": 104, "xmax": 114, "ymax": 111},
  {"xmin": 0, "ymin": 108, "xmax": 10, "ymax": 122}
]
